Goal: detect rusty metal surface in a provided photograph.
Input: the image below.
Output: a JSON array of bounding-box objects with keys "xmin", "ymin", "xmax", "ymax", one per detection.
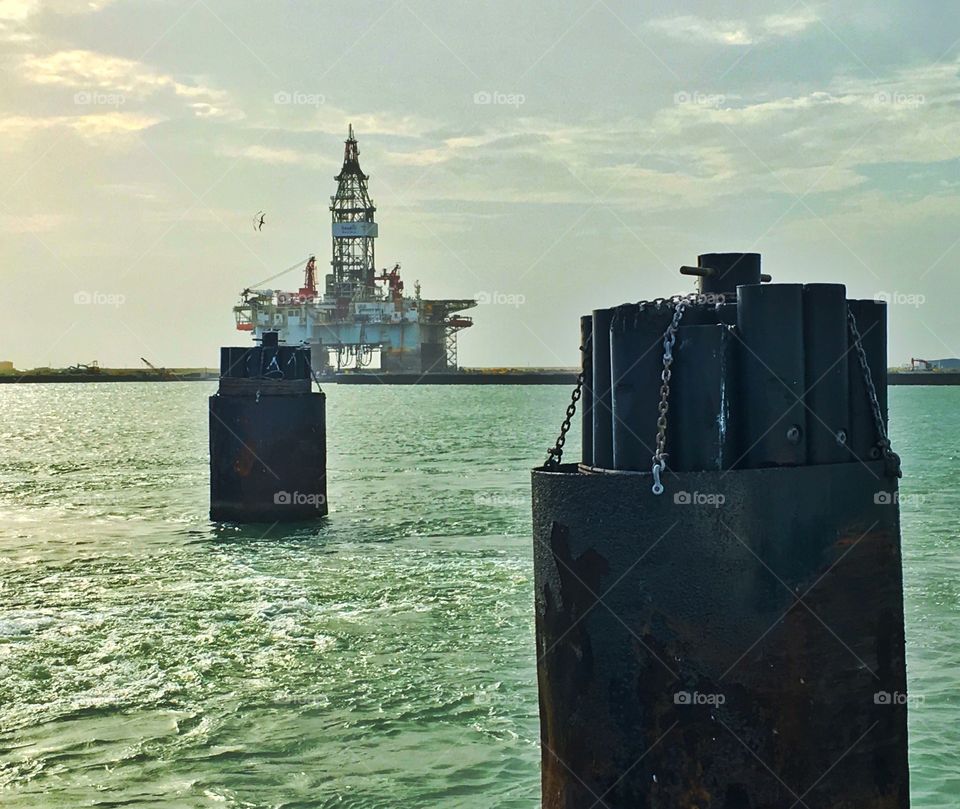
[
  {"xmin": 209, "ymin": 392, "xmax": 327, "ymax": 522},
  {"xmin": 532, "ymin": 461, "xmax": 908, "ymax": 809},
  {"xmin": 216, "ymin": 377, "xmax": 312, "ymax": 396}
]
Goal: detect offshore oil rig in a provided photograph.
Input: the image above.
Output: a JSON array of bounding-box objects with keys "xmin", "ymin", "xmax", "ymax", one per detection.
[{"xmin": 234, "ymin": 126, "xmax": 477, "ymax": 374}]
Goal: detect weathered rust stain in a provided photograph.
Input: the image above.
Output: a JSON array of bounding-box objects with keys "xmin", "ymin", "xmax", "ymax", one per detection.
[
  {"xmin": 532, "ymin": 464, "xmax": 909, "ymax": 808},
  {"xmin": 539, "ymin": 520, "xmax": 613, "ymax": 808},
  {"xmin": 233, "ymin": 444, "xmax": 256, "ymax": 477}
]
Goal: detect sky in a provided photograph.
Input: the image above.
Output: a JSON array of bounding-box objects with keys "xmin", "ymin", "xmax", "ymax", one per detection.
[{"xmin": 2, "ymin": 0, "xmax": 960, "ymax": 369}]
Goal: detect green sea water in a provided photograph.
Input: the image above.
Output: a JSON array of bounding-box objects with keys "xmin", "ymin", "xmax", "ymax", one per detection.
[{"xmin": 0, "ymin": 384, "xmax": 956, "ymax": 807}]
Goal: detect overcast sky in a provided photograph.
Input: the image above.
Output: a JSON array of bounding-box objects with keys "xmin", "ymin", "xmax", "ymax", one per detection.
[{"xmin": 2, "ymin": 0, "xmax": 960, "ymax": 369}]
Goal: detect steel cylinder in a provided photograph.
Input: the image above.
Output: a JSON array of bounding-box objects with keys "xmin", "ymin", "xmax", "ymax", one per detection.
[
  {"xmin": 803, "ymin": 283, "xmax": 850, "ymax": 464},
  {"xmin": 736, "ymin": 283, "xmax": 807, "ymax": 468},
  {"xmin": 610, "ymin": 304, "xmax": 673, "ymax": 471},
  {"xmin": 580, "ymin": 315, "xmax": 594, "ymax": 466},
  {"xmin": 591, "ymin": 308, "xmax": 615, "ymax": 469},
  {"xmin": 669, "ymin": 323, "xmax": 736, "ymax": 471}
]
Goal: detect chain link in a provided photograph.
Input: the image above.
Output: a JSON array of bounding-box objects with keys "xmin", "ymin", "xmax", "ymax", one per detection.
[
  {"xmin": 545, "ymin": 295, "xmax": 696, "ymax": 478},
  {"xmin": 847, "ymin": 305, "xmax": 902, "ymax": 478},
  {"xmin": 545, "ymin": 334, "xmax": 590, "ymax": 467},
  {"xmin": 546, "ymin": 298, "xmax": 898, "ymax": 487},
  {"xmin": 651, "ymin": 297, "xmax": 692, "ymax": 494}
]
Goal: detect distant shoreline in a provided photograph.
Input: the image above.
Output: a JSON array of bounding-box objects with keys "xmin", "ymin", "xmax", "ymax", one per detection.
[
  {"xmin": 888, "ymin": 371, "xmax": 960, "ymax": 386},
  {"xmin": 0, "ymin": 371, "xmax": 218, "ymax": 384},
  {"xmin": 1, "ymin": 369, "xmax": 958, "ymax": 385}
]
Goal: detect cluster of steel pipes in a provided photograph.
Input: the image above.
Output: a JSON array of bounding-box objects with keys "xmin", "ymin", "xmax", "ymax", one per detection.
[
  {"xmin": 582, "ymin": 253, "xmax": 889, "ymax": 474},
  {"xmin": 532, "ymin": 252, "xmax": 908, "ymax": 808}
]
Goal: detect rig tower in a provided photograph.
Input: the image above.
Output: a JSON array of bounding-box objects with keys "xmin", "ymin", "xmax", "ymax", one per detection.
[
  {"xmin": 233, "ymin": 126, "xmax": 477, "ymax": 374},
  {"xmin": 330, "ymin": 124, "xmax": 379, "ymax": 298}
]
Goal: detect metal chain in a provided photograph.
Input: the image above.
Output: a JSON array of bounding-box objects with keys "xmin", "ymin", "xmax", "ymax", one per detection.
[
  {"xmin": 847, "ymin": 306, "xmax": 902, "ymax": 479},
  {"xmin": 651, "ymin": 297, "xmax": 691, "ymax": 494},
  {"xmin": 545, "ymin": 299, "xmax": 898, "ymax": 487},
  {"xmin": 302, "ymin": 352, "xmax": 325, "ymax": 393},
  {"xmin": 545, "ymin": 334, "xmax": 590, "ymax": 467},
  {"xmin": 545, "ymin": 294, "xmax": 695, "ymax": 476}
]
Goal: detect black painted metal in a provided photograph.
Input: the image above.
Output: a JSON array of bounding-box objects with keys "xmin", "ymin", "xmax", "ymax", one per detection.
[
  {"xmin": 209, "ymin": 334, "xmax": 327, "ymax": 522},
  {"xmin": 717, "ymin": 300, "xmax": 738, "ymax": 325},
  {"xmin": 580, "ymin": 315, "xmax": 594, "ymax": 466},
  {"xmin": 736, "ymin": 283, "xmax": 807, "ymax": 468},
  {"xmin": 591, "ymin": 308, "xmax": 615, "ymax": 469},
  {"xmin": 610, "ymin": 304, "xmax": 673, "ymax": 471},
  {"xmin": 670, "ymin": 324, "xmax": 736, "ymax": 471},
  {"xmin": 219, "ymin": 346, "xmax": 309, "ymax": 381},
  {"xmin": 848, "ymin": 299, "xmax": 889, "ymax": 463},
  {"xmin": 533, "ymin": 253, "xmax": 908, "ymax": 808},
  {"xmin": 803, "ymin": 283, "xmax": 850, "ymax": 464},
  {"xmin": 698, "ymin": 252, "xmax": 762, "ymax": 295},
  {"xmin": 681, "ymin": 301, "xmax": 724, "ymax": 326},
  {"xmin": 532, "ymin": 461, "xmax": 908, "ymax": 809}
]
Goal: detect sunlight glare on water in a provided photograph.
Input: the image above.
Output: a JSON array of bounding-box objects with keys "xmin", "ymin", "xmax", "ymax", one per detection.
[{"xmin": 0, "ymin": 383, "xmax": 955, "ymax": 807}]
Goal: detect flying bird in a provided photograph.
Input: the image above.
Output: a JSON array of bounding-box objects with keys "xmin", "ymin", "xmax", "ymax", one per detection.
[{"xmin": 253, "ymin": 211, "xmax": 266, "ymax": 231}]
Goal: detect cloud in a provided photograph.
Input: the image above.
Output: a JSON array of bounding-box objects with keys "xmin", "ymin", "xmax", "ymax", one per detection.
[
  {"xmin": 762, "ymin": 11, "xmax": 820, "ymax": 38},
  {"xmin": 317, "ymin": 50, "xmax": 960, "ymax": 217},
  {"xmin": 384, "ymin": 132, "xmax": 510, "ymax": 167},
  {"xmin": 657, "ymin": 59, "xmax": 960, "ymax": 165},
  {"xmin": 100, "ymin": 183, "xmax": 162, "ymax": 202},
  {"xmin": 0, "ymin": 0, "xmax": 38, "ymax": 21},
  {"xmin": 231, "ymin": 106, "xmax": 437, "ymax": 167},
  {"xmin": 0, "ymin": 0, "xmax": 116, "ymax": 20},
  {"xmin": 0, "ymin": 212, "xmax": 68, "ymax": 233},
  {"xmin": 51, "ymin": 0, "xmax": 117, "ymax": 11},
  {"xmin": 0, "ymin": 111, "xmax": 160, "ymax": 140},
  {"xmin": 650, "ymin": 16, "xmax": 752, "ymax": 46},
  {"xmin": 649, "ymin": 10, "xmax": 819, "ymax": 46},
  {"xmin": 0, "ymin": 0, "xmax": 117, "ymax": 42},
  {"xmin": 219, "ymin": 144, "xmax": 331, "ymax": 168},
  {"xmin": 7, "ymin": 12, "xmax": 953, "ymax": 227},
  {"xmin": 0, "ymin": 0, "xmax": 36, "ymax": 41},
  {"xmin": 19, "ymin": 49, "xmax": 234, "ymax": 118},
  {"xmin": 266, "ymin": 109, "xmax": 432, "ymax": 141}
]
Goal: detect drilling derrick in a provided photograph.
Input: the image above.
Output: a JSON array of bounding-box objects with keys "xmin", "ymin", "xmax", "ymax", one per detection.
[
  {"xmin": 234, "ymin": 125, "xmax": 476, "ymax": 374},
  {"xmin": 330, "ymin": 124, "xmax": 378, "ymax": 300}
]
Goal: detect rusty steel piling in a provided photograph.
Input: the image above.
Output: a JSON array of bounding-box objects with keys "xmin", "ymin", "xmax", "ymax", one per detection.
[
  {"xmin": 534, "ymin": 253, "xmax": 909, "ymax": 808},
  {"xmin": 209, "ymin": 331, "xmax": 327, "ymax": 522}
]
